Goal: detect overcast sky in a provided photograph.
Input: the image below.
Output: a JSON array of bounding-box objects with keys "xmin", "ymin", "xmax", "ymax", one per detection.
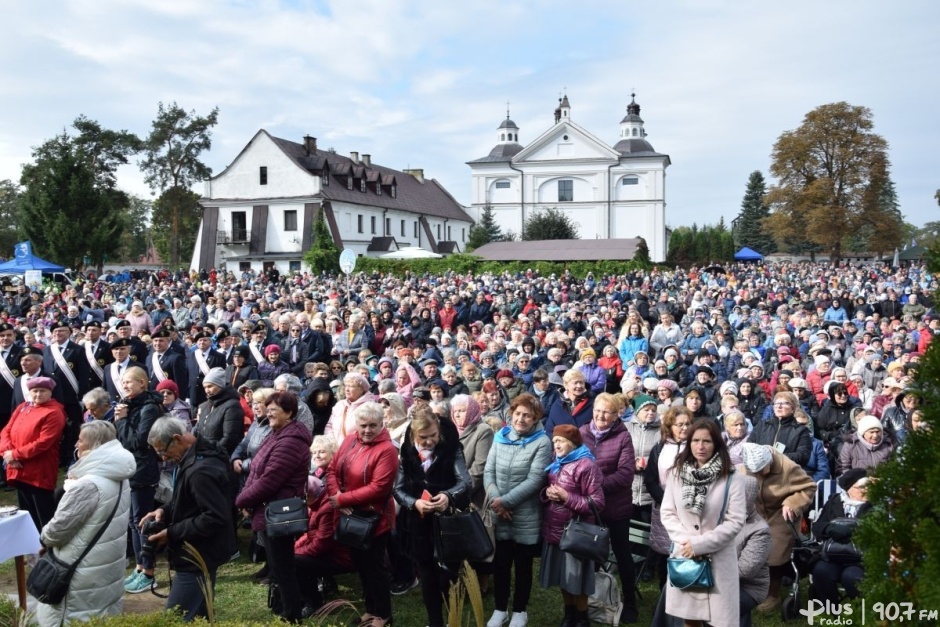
[{"xmin": 1, "ymin": 0, "xmax": 938, "ymax": 229}]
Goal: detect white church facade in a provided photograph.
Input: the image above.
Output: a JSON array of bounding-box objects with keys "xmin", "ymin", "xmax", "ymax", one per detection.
[{"xmin": 467, "ymin": 95, "xmax": 670, "ymax": 262}]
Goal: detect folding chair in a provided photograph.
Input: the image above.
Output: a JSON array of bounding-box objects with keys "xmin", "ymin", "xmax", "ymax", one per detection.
[{"xmin": 628, "ymin": 518, "xmax": 652, "ymax": 599}]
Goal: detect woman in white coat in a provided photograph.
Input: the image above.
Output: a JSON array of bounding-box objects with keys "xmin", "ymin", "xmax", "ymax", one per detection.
[
  {"xmin": 36, "ymin": 421, "xmax": 135, "ymax": 627},
  {"xmin": 660, "ymin": 418, "xmax": 746, "ymax": 627}
]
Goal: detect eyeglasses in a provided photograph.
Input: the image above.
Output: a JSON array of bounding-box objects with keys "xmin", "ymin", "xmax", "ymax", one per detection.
[
  {"xmin": 290, "ymin": 328, "xmax": 301, "ymax": 333},
  {"xmin": 673, "ymin": 422, "xmax": 692, "ymax": 429},
  {"xmin": 155, "ymin": 437, "xmax": 174, "ymax": 458},
  {"xmin": 773, "ymin": 402, "xmax": 793, "ymax": 407}
]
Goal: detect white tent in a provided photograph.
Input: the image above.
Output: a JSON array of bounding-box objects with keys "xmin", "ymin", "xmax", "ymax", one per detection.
[{"xmin": 380, "ymin": 247, "xmax": 442, "ymax": 260}]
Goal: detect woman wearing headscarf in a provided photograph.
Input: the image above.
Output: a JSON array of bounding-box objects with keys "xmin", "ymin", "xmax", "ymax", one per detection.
[
  {"xmin": 225, "ymin": 345, "xmax": 260, "ymax": 391},
  {"xmin": 661, "ymin": 418, "xmax": 746, "ymax": 627},
  {"xmin": 395, "ymin": 362, "xmax": 422, "ymax": 407},
  {"xmin": 736, "ymin": 379, "xmax": 767, "ymax": 424},
  {"xmin": 0, "ymin": 377, "xmax": 67, "ymax": 531},
  {"xmin": 739, "ymin": 443, "xmax": 816, "ymax": 612},
  {"xmin": 35, "ymin": 421, "xmax": 135, "ymax": 627},
  {"xmin": 379, "ymin": 392, "xmax": 410, "ymax": 445},
  {"xmin": 836, "ymin": 415, "xmax": 894, "ymax": 475}
]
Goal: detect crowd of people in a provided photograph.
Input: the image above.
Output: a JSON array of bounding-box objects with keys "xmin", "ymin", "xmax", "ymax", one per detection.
[{"xmin": 0, "ymin": 257, "xmax": 934, "ymax": 626}]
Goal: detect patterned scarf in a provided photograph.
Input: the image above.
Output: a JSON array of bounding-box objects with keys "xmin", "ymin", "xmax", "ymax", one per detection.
[
  {"xmin": 417, "ymin": 447, "xmax": 435, "ymax": 472},
  {"xmin": 679, "ymin": 453, "xmax": 723, "ymax": 516}
]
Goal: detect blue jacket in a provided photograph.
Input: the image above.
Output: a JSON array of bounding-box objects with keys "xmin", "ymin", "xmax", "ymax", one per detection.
[
  {"xmin": 618, "ymin": 335, "xmax": 649, "ymax": 367},
  {"xmin": 804, "ymin": 438, "xmax": 831, "ymax": 482}
]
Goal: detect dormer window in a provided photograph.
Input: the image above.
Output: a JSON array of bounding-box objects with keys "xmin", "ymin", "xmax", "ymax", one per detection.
[
  {"xmin": 360, "ymin": 179, "xmax": 366, "ymax": 193},
  {"xmin": 376, "ymin": 183, "xmax": 382, "ymax": 196},
  {"xmin": 347, "ymin": 176, "xmax": 353, "ymax": 190},
  {"xmin": 391, "ymin": 184, "xmax": 397, "ymax": 198},
  {"xmin": 321, "ymin": 172, "xmax": 329, "ymax": 186}
]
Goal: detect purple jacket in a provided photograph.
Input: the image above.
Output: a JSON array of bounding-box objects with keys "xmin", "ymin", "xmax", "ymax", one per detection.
[
  {"xmin": 580, "ymin": 420, "xmax": 635, "ymax": 523},
  {"xmin": 540, "ymin": 456, "xmax": 605, "ymax": 545},
  {"xmin": 235, "ymin": 418, "xmax": 313, "ymax": 531},
  {"xmin": 580, "ymin": 363, "xmax": 607, "ymax": 394}
]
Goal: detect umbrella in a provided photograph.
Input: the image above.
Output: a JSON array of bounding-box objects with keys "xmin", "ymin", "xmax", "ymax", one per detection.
[
  {"xmin": 703, "ymin": 265, "xmax": 726, "ymax": 274},
  {"xmin": 379, "ymin": 247, "xmax": 442, "ymax": 260}
]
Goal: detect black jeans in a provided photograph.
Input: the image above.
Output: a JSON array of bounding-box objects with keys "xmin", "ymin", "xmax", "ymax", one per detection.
[
  {"xmin": 16, "ymin": 483, "xmax": 55, "ymax": 532},
  {"xmin": 493, "ymin": 539, "xmax": 539, "ymax": 613},
  {"xmin": 350, "ymin": 533, "xmax": 392, "ymax": 620},
  {"xmin": 295, "ymin": 554, "xmax": 343, "ymax": 610},
  {"xmin": 166, "ymin": 569, "xmax": 217, "ymax": 622},
  {"xmin": 811, "ymin": 560, "xmax": 863, "ymax": 604},
  {"xmin": 607, "ymin": 517, "xmax": 637, "ymax": 609},
  {"xmin": 416, "ymin": 558, "xmax": 459, "ymax": 627},
  {"xmin": 265, "ymin": 529, "xmax": 302, "ymax": 621},
  {"xmin": 740, "ymin": 589, "xmax": 759, "ymax": 627},
  {"xmin": 130, "ymin": 486, "xmax": 156, "ymax": 570}
]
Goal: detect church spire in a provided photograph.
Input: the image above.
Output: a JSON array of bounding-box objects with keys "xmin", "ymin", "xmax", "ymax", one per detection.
[
  {"xmin": 497, "ymin": 103, "xmax": 519, "ymax": 145},
  {"xmin": 554, "ymin": 93, "xmax": 571, "ymax": 124},
  {"xmin": 619, "ymin": 92, "xmax": 646, "ymax": 140}
]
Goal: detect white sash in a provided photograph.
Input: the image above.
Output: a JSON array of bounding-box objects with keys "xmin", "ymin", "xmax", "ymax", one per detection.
[
  {"xmin": 111, "ymin": 362, "xmax": 128, "ymax": 399},
  {"xmin": 151, "ymin": 353, "xmax": 168, "ymax": 382},
  {"xmin": 20, "ymin": 374, "xmax": 30, "ymax": 400},
  {"xmin": 51, "ymin": 343, "xmax": 80, "ymax": 394},
  {"xmin": 0, "ymin": 352, "xmax": 16, "ymax": 388},
  {"xmin": 194, "ymin": 350, "xmax": 211, "ymax": 376},
  {"xmin": 249, "ymin": 343, "xmax": 265, "ymax": 364},
  {"xmin": 85, "ymin": 341, "xmax": 104, "ymax": 381}
]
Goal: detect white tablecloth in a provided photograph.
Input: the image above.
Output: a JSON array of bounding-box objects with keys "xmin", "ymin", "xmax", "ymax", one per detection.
[{"xmin": 0, "ymin": 511, "xmax": 41, "ymax": 563}]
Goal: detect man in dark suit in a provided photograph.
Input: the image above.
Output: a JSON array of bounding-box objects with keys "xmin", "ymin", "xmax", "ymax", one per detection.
[
  {"xmin": 215, "ymin": 328, "xmax": 236, "ymax": 365},
  {"xmin": 82, "ymin": 320, "xmax": 112, "ymax": 390},
  {"xmin": 43, "ymin": 321, "xmax": 89, "ymax": 462},
  {"xmin": 244, "ymin": 323, "xmax": 269, "ymax": 367},
  {"xmin": 103, "ymin": 338, "xmax": 134, "ymax": 402},
  {"xmin": 187, "ymin": 330, "xmax": 226, "ymax": 407},
  {"xmin": 300, "ymin": 314, "xmax": 332, "ymax": 364},
  {"xmin": 113, "ymin": 319, "xmax": 149, "ymax": 364},
  {"xmin": 0, "ymin": 322, "xmax": 21, "ymax": 487},
  {"xmin": 148, "ymin": 328, "xmax": 189, "ymax": 394}
]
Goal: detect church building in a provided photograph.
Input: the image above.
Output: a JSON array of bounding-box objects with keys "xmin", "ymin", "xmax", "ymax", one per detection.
[{"xmin": 467, "ymin": 94, "xmax": 670, "ymax": 261}]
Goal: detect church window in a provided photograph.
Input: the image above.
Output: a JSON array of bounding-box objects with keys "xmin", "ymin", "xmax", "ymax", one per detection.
[
  {"xmin": 558, "ymin": 179, "xmax": 573, "ymax": 202},
  {"xmin": 622, "ymin": 176, "xmax": 639, "ymax": 186},
  {"xmin": 501, "ymin": 133, "xmax": 505, "ymax": 141},
  {"xmin": 514, "ymin": 134, "xmax": 518, "ymax": 141},
  {"xmin": 495, "ymin": 181, "xmax": 510, "ymax": 189},
  {"xmin": 632, "ymin": 128, "xmax": 638, "ymax": 137}
]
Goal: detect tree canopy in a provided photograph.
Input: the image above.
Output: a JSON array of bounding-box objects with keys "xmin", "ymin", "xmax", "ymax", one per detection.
[
  {"xmin": 466, "ymin": 204, "xmax": 503, "ymax": 250},
  {"xmin": 667, "ymin": 222, "xmax": 734, "ymax": 266},
  {"xmin": 0, "ymin": 180, "xmax": 24, "ymax": 256},
  {"xmin": 140, "ymin": 102, "xmax": 219, "ymax": 267},
  {"xmin": 303, "ymin": 209, "xmax": 340, "ymax": 274},
  {"xmin": 522, "ymin": 207, "xmax": 579, "ymax": 240},
  {"xmin": 734, "ymin": 170, "xmax": 776, "ymax": 254},
  {"xmin": 764, "ymin": 102, "xmax": 901, "ymax": 259}
]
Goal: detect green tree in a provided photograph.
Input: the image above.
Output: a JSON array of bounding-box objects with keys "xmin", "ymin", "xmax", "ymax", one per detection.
[
  {"xmin": 303, "ymin": 209, "xmax": 340, "ymax": 274},
  {"xmin": 0, "ymin": 180, "xmax": 24, "ymax": 256},
  {"xmin": 522, "ymin": 207, "xmax": 579, "ymax": 240},
  {"xmin": 118, "ymin": 196, "xmax": 152, "ymax": 262},
  {"xmin": 734, "ymin": 170, "xmax": 776, "ymax": 254},
  {"xmin": 140, "ymin": 102, "xmax": 219, "ymax": 267},
  {"xmin": 633, "ymin": 236, "xmax": 651, "ymax": 267},
  {"xmin": 466, "ymin": 204, "xmax": 503, "ymax": 250},
  {"xmin": 150, "ymin": 187, "xmax": 202, "ymax": 268},
  {"xmin": 764, "ymin": 102, "xmax": 892, "ymax": 260},
  {"xmin": 20, "ymin": 132, "xmax": 124, "ymax": 270}
]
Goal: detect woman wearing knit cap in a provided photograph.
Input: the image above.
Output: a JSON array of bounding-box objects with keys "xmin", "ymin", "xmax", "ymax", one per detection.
[
  {"xmin": 257, "ymin": 344, "xmax": 290, "ymax": 387},
  {"xmin": 660, "ymin": 418, "xmax": 745, "ymax": 627},
  {"xmin": 739, "ymin": 442, "xmax": 816, "ymax": 612},
  {"xmin": 810, "ymin": 469, "xmax": 871, "ymax": 606},
  {"xmin": 193, "ymin": 367, "xmax": 245, "ymax": 456},
  {"xmin": 836, "ymin": 415, "xmax": 894, "ymax": 475},
  {"xmin": 539, "ymin": 423, "xmax": 605, "ymax": 627}
]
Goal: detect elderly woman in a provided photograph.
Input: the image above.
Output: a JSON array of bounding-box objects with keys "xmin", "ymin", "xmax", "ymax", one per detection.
[
  {"xmin": 661, "ymin": 419, "xmax": 746, "ymax": 627},
  {"xmin": 156, "ymin": 379, "xmax": 192, "ymax": 424},
  {"xmin": 258, "ymin": 344, "xmax": 291, "ymax": 387},
  {"xmin": 125, "ymin": 301, "xmax": 153, "ymax": 337},
  {"xmin": 327, "ymin": 402, "xmax": 399, "ymax": 627},
  {"xmin": 274, "ymin": 373, "xmax": 316, "ymax": 434},
  {"xmin": 740, "ymin": 443, "xmax": 816, "ymax": 612},
  {"xmin": 35, "ymin": 421, "xmax": 135, "ymax": 627},
  {"xmin": 115, "ymin": 366, "xmax": 164, "ymax": 593},
  {"xmin": 0, "ymin": 377, "xmax": 67, "ymax": 531},
  {"xmin": 377, "ymin": 392, "xmax": 409, "ymax": 445},
  {"xmin": 749, "ymin": 391, "xmax": 812, "ymax": 467},
  {"xmin": 655, "ymin": 379, "xmax": 682, "ymax": 414},
  {"xmin": 736, "ymin": 475, "xmax": 771, "ymax": 627},
  {"xmin": 225, "ymin": 345, "xmax": 260, "ymax": 390},
  {"xmin": 325, "ymin": 372, "xmax": 377, "ymax": 442},
  {"xmin": 452, "ymin": 394, "xmax": 493, "ymax": 511},
  {"xmin": 544, "ymin": 368, "xmax": 594, "ymax": 435},
  {"xmin": 580, "ymin": 393, "xmax": 639, "ymax": 622},
  {"xmin": 236, "ymin": 392, "xmax": 312, "ymax": 623},
  {"xmin": 722, "ymin": 410, "xmax": 750, "ymax": 466},
  {"xmin": 837, "ymin": 415, "xmax": 894, "ymax": 475},
  {"xmin": 231, "ymin": 387, "xmax": 275, "ymax": 484},
  {"xmin": 82, "ymin": 387, "xmax": 115, "ymax": 423},
  {"xmin": 484, "ymin": 394, "xmax": 553, "ymax": 627},
  {"xmin": 394, "ymin": 409, "xmax": 472, "ymax": 627},
  {"xmin": 194, "ymin": 367, "xmax": 245, "ymax": 456}
]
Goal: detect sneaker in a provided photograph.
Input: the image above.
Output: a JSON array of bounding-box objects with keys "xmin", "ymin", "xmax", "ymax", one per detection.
[
  {"xmin": 508, "ymin": 611, "xmax": 527, "ymax": 627},
  {"xmin": 125, "ymin": 573, "xmax": 157, "ymax": 594},
  {"xmin": 228, "ymin": 549, "xmax": 241, "ymax": 563},
  {"xmin": 390, "ymin": 577, "xmax": 419, "ymax": 595},
  {"xmin": 123, "ymin": 570, "xmax": 142, "ymax": 587},
  {"xmin": 486, "ymin": 610, "xmax": 508, "ymax": 627}
]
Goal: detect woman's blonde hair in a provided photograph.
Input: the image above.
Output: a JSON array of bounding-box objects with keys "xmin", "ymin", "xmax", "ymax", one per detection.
[{"xmin": 310, "ymin": 435, "xmax": 337, "ymax": 455}]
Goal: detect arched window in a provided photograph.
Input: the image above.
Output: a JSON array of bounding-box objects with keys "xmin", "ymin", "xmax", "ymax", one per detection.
[
  {"xmin": 632, "ymin": 128, "xmax": 638, "ymax": 137},
  {"xmin": 501, "ymin": 133, "xmax": 505, "ymax": 141}
]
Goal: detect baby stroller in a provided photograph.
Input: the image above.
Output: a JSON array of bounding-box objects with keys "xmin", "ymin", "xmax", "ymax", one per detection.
[{"xmin": 781, "ymin": 519, "xmax": 823, "ymax": 621}]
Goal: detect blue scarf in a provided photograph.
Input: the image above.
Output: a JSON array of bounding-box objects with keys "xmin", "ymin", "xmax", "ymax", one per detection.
[
  {"xmin": 495, "ymin": 425, "xmax": 545, "ymax": 446},
  {"xmin": 545, "ymin": 444, "xmax": 595, "ymax": 475}
]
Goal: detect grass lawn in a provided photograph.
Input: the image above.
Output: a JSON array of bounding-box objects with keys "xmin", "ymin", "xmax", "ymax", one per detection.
[{"xmin": 1, "ymin": 482, "xmax": 798, "ymax": 626}]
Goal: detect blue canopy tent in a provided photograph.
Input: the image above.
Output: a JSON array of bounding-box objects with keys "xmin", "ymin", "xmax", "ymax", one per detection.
[
  {"xmin": 0, "ymin": 242, "xmax": 65, "ymax": 274},
  {"xmin": 734, "ymin": 246, "xmax": 764, "ymax": 262}
]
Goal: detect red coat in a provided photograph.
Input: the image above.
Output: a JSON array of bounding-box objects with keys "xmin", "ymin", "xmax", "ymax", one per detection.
[
  {"xmin": 0, "ymin": 400, "xmax": 67, "ymax": 490},
  {"xmin": 294, "ymin": 491, "xmax": 353, "ymax": 571},
  {"xmin": 326, "ymin": 428, "xmax": 398, "ymax": 537},
  {"xmin": 437, "ymin": 306, "xmax": 457, "ymax": 331}
]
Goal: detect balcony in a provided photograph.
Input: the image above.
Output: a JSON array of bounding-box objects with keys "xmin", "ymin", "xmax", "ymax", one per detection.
[{"xmin": 217, "ymin": 229, "xmax": 251, "ymax": 245}]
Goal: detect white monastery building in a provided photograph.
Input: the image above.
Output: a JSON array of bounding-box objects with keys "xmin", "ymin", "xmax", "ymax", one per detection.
[
  {"xmin": 467, "ymin": 94, "xmax": 670, "ymax": 262},
  {"xmin": 191, "ymin": 131, "xmax": 473, "ymax": 274}
]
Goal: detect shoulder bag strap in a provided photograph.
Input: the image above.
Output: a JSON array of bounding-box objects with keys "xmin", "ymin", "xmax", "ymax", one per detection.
[
  {"xmin": 716, "ymin": 474, "xmax": 734, "ymax": 525},
  {"xmin": 58, "ymin": 479, "xmax": 125, "ymax": 572},
  {"xmin": 586, "ymin": 496, "xmax": 604, "ymax": 526}
]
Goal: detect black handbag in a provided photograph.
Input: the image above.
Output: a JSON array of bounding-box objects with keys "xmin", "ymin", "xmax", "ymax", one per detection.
[
  {"xmin": 432, "ymin": 508, "xmax": 494, "ymax": 563},
  {"xmin": 559, "ymin": 498, "xmax": 610, "ymax": 563},
  {"xmin": 821, "ymin": 539, "xmax": 863, "ymax": 564},
  {"xmin": 666, "ymin": 475, "xmax": 733, "ymax": 591},
  {"xmin": 27, "ymin": 481, "xmax": 124, "ymax": 604},
  {"xmin": 334, "ymin": 510, "xmax": 381, "ymax": 549},
  {"xmin": 264, "ymin": 497, "xmax": 308, "ymax": 538}
]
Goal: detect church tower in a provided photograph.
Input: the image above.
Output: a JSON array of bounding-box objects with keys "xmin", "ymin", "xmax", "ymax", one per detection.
[{"xmin": 618, "ymin": 93, "xmax": 646, "ymax": 140}]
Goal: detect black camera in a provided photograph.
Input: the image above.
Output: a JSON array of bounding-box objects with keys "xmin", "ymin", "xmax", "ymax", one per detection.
[{"xmin": 140, "ymin": 519, "xmax": 166, "ymax": 561}]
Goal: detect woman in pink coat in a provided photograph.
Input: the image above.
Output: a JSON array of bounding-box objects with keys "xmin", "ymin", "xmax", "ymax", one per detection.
[{"xmin": 660, "ymin": 419, "xmax": 746, "ymax": 627}]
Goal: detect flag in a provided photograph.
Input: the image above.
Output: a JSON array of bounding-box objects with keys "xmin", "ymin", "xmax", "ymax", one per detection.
[{"xmin": 13, "ymin": 241, "xmax": 31, "ymax": 265}]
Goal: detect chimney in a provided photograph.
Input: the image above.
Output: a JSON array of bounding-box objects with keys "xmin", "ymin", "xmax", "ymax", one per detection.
[
  {"xmin": 303, "ymin": 135, "xmax": 317, "ymax": 155},
  {"xmin": 350, "ymin": 151, "xmax": 359, "ymax": 163},
  {"xmin": 403, "ymin": 168, "xmax": 424, "ymax": 183},
  {"xmin": 361, "ymin": 154, "xmax": 371, "ymax": 166}
]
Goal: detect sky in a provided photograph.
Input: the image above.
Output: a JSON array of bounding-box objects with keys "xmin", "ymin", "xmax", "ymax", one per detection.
[{"xmin": 1, "ymin": 0, "xmax": 938, "ymax": 229}]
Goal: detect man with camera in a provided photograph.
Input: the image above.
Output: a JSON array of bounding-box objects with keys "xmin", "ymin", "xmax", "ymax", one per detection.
[{"xmin": 140, "ymin": 417, "xmax": 236, "ymax": 621}]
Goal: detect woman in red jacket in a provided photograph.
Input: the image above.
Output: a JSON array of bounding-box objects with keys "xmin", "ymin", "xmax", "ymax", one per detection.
[
  {"xmin": 0, "ymin": 377, "xmax": 67, "ymax": 531},
  {"xmin": 327, "ymin": 402, "xmax": 398, "ymax": 627}
]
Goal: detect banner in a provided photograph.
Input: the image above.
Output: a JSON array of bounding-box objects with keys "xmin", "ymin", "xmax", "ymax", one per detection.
[
  {"xmin": 14, "ymin": 241, "xmax": 32, "ymax": 266},
  {"xmin": 24, "ymin": 270, "xmax": 42, "ymax": 292}
]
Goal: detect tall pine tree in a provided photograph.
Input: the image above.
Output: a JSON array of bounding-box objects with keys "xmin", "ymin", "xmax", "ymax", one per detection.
[
  {"xmin": 735, "ymin": 171, "xmax": 776, "ymax": 254},
  {"xmin": 466, "ymin": 204, "xmax": 503, "ymax": 250}
]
